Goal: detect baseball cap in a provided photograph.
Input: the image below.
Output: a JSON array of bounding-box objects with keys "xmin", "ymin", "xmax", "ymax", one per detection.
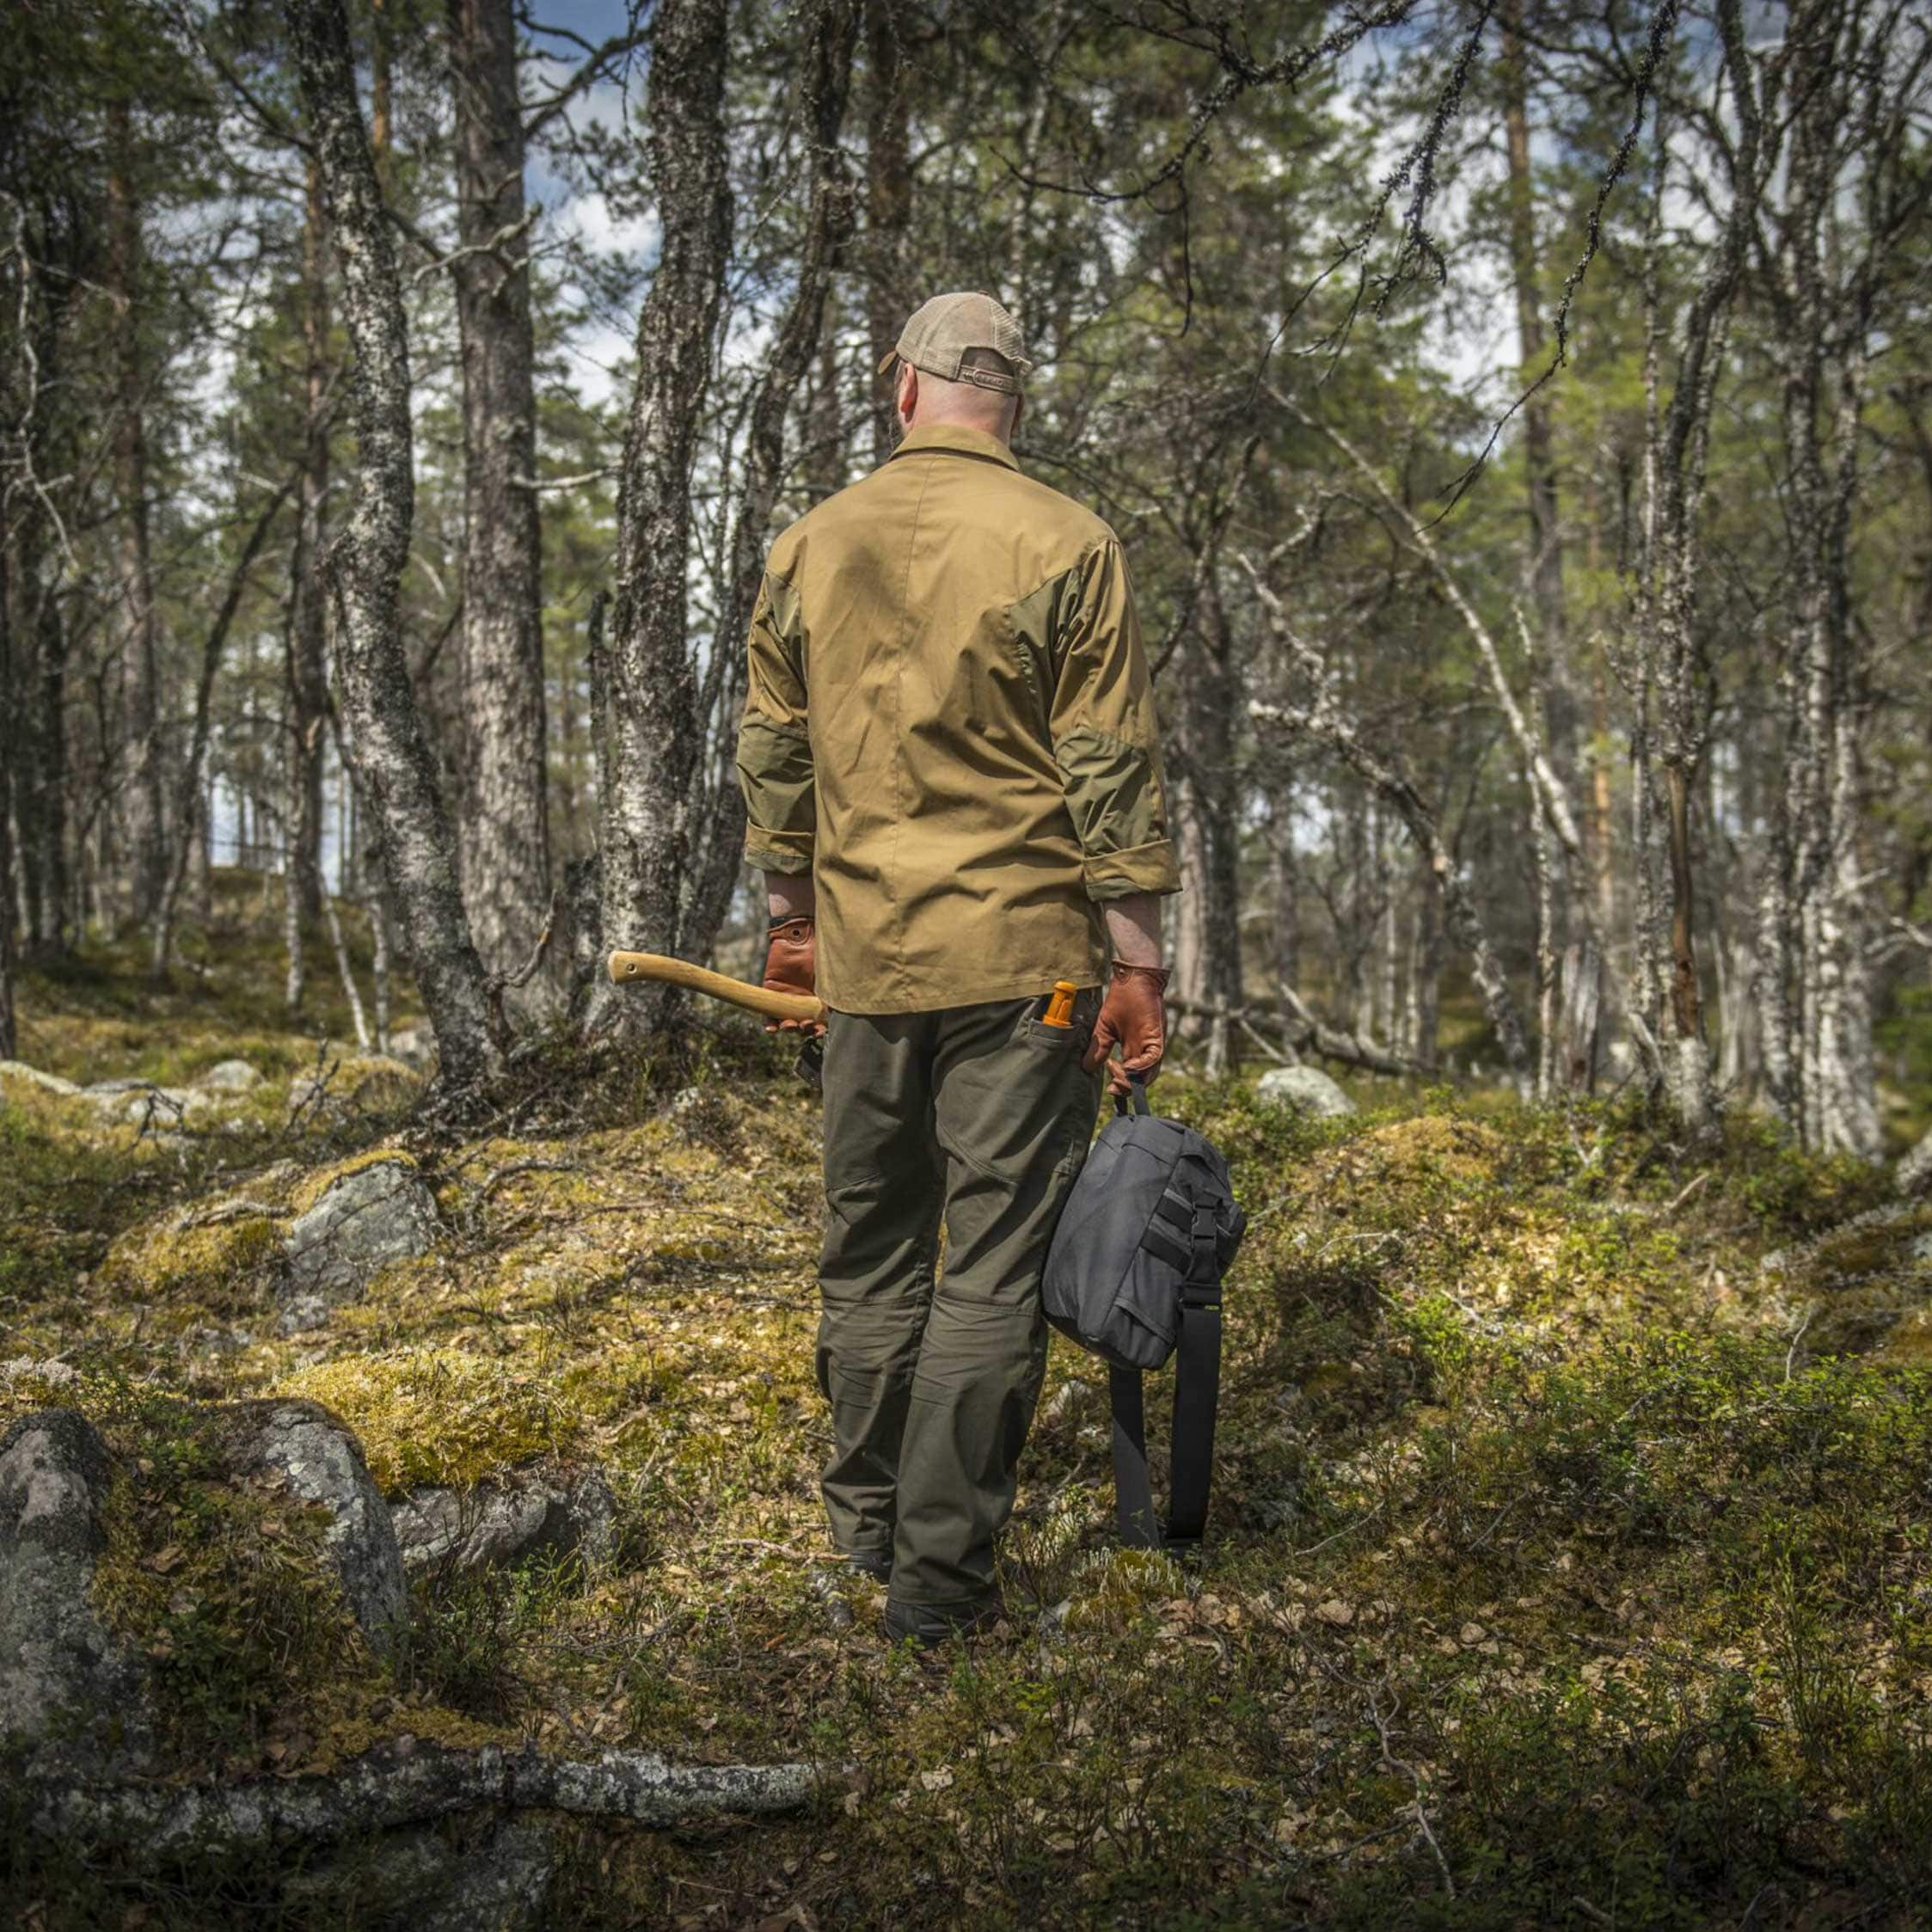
[{"xmin": 879, "ymin": 291, "xmax": 1033, "ymax": 394}]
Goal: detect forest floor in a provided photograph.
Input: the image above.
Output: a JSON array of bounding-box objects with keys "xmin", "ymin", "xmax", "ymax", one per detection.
[{"xmin": 3, "ymin": 885, "xmax": 1931, "ymax": 1929}]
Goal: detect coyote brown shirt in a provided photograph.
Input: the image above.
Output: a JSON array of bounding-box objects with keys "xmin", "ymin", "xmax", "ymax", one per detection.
[{"xmin": 735, "ymin": 423, "xmax": 1179, "ymax": 1015}]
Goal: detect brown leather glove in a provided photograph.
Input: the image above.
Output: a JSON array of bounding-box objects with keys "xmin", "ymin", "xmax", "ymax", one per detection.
[
  {"xmin": 1083, "ymin": 961, "xmax": 1169, "ymax": 1097},
  {"xmin": 763, "ymin": 917, "xmax": 825, "ymax": 1033}
]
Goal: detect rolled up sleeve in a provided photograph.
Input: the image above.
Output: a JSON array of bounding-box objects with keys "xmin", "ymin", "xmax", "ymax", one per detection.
[
  {"xmin": 1047, "ymin": 537, "xmax": 1181, "ymax": 899},
  {"xmin": 735, "ymin": 571, "xmax": 816, "ymax": 875}
]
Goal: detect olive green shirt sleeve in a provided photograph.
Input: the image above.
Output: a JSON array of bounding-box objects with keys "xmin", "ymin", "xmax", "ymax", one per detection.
[
  {"xmin": 735, "ymin": 570, "xmax": 816, "ymax": 876},
  {"xmin": 1040, "ymin": 537, "xmax": 1181, "ymax": 900}
]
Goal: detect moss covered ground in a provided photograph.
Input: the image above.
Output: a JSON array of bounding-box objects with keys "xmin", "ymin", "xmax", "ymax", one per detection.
[{"xmin": 3, "ymin": 895, "xmax": 1930, "ymax": 1928}]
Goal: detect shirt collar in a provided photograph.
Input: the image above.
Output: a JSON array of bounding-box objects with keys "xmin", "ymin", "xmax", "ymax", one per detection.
[{"xmin": 887, "ymin": 423, "xmax": 1020, "ymax": 471}]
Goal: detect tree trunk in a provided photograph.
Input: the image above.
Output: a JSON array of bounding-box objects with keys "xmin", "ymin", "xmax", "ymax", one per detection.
[
  {"xmin": 154, "ymin": 469, "xmax": 298, "ymax": 974},
  {"xmin": 450, "ymin": 0, "xmax": 553, "ymax": 1006},
  {"xmin": 1171, "ymin": 770, "xmax": 1208, "ymax": 1021},
  {"xmin": 1498, "ymin": 0, "xmax": 1575, "ymax": 783},
  {"xmin": 1197, "ymin": 576, "xmax": 1247, "ymax": 1050},
  {"xmin": 285, "ymin": 152, "xmax": 333, "ymax": 1007},
  {"xmin": 287, "ymin": 0, "xmax": 503, "ymax": 1095},
  {"xmin": 1408, "ymin": 858, "xmax": 1443, "ymax": 1075},
  {"xmin": 862, "ymin": 0, "xmax": 911, "ymax": 468},
  {"xmin": 107, "ymin": 100, "xmax": 167, "ymax": 932},
  {"xmin": 1661, "ymin": 759, "xmax": 1714, "ymax": 1138},
  {"xmin": 1265, "ymin": 805, "xmax": 1299, "ymax": 994},
  {"xmin": 591, "ymin": 0, "xmax": 732, "ymax": 1040},
  {"xmin": 0, "ymin": 541, "xmax": 17, "ymax": 1060}
]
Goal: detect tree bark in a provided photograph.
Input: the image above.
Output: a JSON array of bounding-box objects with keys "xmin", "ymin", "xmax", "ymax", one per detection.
[
  {"xmin": 286, "ymin": 0, "xmax": 504, "ymax": 1095},
  {"xmin": 285, "ymin": 152, "xmax": 333, "ymax": 1009},
  {"xmin": 862, "ymin": 0, "xmax": 911, "ymax": 468},
  {"xmin": 0, "ymin": 539, "xmax": 17, "ymax": 1060},
  {"xmin": 1498, "ymin": 0, "xmax": 1575, "ymax": 782},
  {"xmin": 450, "ymin": 0, "xmax": 553, "ymax": 1007},
  {"xmin": 107, "ymin": 99, "xmax": 167, "ymax": 932},
  {"xmin": 28, "ymin": 1738, "xmax": 831, "ymax": 1861},
  {"xmin": 591, "ymin": 0, "xmax": 732, "ymax": 1040}
]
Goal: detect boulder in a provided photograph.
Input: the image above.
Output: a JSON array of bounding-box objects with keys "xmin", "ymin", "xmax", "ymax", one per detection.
[
  {"xmin": 121, "ymin": 1087, "xmax": 206, "ymax": 1125},
  {"xmin": 390, "ymin": 1467, "xmax": 616, "ymax": 1579},
  {"xmin": 280, "ymin": 1159, "xmax": 439, "ymax": 1329},
  {"xmin": 1255, "ymin": 1064, "xmax": 1357, "ymax": 1118},
  {"xmin": 0, "ymin": 1060, "xmax": 81, "ymax": 1097},
  {"xmin": 227, "ymin": 1399, "xmax": 408, "ymax": 1655},
  {"xmin": 1040, "ymin": 1377, "xmax": 1096, "ymax": 1428},
  {"xmin": 0, "ymin": 1410, "xmax": 150, "ymax": 1771},
  {"xmin": 198, "ymin": 1059, "xmax": 261, "ymax": 1093}
]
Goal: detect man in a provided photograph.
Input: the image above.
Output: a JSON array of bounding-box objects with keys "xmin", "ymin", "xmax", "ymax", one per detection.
[{"xmin": 735, "ymin": 291, "xmax": 1179, "ymax": 1646}]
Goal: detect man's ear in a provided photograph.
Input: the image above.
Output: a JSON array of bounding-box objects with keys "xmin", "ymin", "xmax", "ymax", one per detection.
[
  {"xmin": 896, "ymin": 364, "xmax": 917, "ymax": 426},
  {"xmin": 1010, "ymin": 390, "xmax": 1024, "ymax": 439}
]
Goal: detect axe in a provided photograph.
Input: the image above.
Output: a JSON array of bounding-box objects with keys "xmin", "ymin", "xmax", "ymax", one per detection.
[{"xmin": 606, "ymin": 950, "xmax": 826, "ymax": 1028}]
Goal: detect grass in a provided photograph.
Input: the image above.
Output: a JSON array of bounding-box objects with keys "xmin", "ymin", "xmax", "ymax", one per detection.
[{"xmin": 3, "ymin": 886, "xmax": 1931, "ymax": 1927}]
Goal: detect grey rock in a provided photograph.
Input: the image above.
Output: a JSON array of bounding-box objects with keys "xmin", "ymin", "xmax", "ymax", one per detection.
[
  {"xmin": 1255, "ymin": 1064, "xmax": 1357, "ymax": 1118},
  {"xmin": 0, "ymin": 1410, "xmax": 150, "ymax": 1770},
  {"xmin": 1040, "ymin": 1377, "xmax": 1095, "ymax": 1427},
  {"xmin": 286, "ymin": 1070, "xmax": 333, "ymax": 1113},
  {"xmin": 82, "ymin": 1076, "xmax": 152, "ymax": 1097},
  {"xmin": 228, "ymin": 1399, "xmax": 407, "ymax": 1655},
  {"xmin": 198, "ymin": 1059, "xmax": 261, "ymax": 1093},
  {"xmin": 0, "ymin": 1357, "xmax": 79, "ymax": 1389},
  {"xmin": 0, "ymin": 1060, "xmax": 81, "ymax": 1097},
  {"xmin": 280, "ymin": 1159, "xmax": 439, "ymax": 1329},
  {"xmin": 285, "ymin": 1818, "xmax": 552, "ymax": 1931},
  {"xmin": 390, "ymin": 1467, "xmax": 616, "ymax": 1578},
  {"xmin": 121, "ymin": 1087, "xmax": 207, "ymax": 1125},
  {"xmin": 387, "ymin": 1026, "xmax": 433, "ymax": 1066}
]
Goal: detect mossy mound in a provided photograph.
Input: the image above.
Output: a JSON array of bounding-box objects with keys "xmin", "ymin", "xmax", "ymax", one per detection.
[
  {"xmin": 1768, "ymin": 1200, "xmax": 1932, "ymax": 1363},
  {"xmin": 98, "ymin": 1209, "xmax": 283, "ymax": 1316},
  {"xmin": 276, "ymin": 1349, "xmax": 587, "ymax": 1496}
]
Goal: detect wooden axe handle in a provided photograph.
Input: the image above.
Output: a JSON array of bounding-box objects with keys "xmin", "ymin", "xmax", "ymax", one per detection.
[{"xmin": 606, "ymin": 950, "xmax": 825, "ymax": 1025}]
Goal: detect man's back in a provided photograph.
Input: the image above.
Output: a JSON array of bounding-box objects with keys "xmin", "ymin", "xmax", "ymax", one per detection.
[{"xmin": 739, "ymin": 422, "xmax": 1175, "ymax": 1014}]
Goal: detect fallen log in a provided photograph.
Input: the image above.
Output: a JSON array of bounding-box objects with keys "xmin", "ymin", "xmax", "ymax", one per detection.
[
  {"xmin": 1169, "ymin": 991, "xmax": 1424, "ymax": 1078},
  {"xmin": 29, "ymin": 1736, "xmax": 833, "ymax": 1862}
]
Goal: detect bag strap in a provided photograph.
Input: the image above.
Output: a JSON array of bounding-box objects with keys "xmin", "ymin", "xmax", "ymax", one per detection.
[
  {"xmin": 1107, "ymin": 1199, "xmax": 1224, "ymax": 1554},
  {"xmin": 1108, "ymin": 1362, "xmax": 1161, "ymax": 1550}
]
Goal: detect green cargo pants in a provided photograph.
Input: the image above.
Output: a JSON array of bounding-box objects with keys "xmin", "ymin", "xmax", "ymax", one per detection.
[{"xmin": 817, "ymin": 989, "xmax": 1104, "ymax": 1631}]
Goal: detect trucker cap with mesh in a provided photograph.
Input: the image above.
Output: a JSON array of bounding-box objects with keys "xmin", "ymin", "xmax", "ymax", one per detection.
[{"xmin": 879, "ymin": 291, "xmax": 1033, "ymax": 395}]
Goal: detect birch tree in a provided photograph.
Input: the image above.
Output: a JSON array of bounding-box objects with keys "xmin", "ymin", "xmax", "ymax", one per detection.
[
  {"xmin": 590, "ymin": 0, "xmax": 732, "ymax": 1040},
  {"xmin": 285, "ymin": 0, "xmax": 503, "ymax": 1093}
]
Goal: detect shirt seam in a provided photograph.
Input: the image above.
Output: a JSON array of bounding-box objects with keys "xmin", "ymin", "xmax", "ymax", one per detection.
[
  {"xmin": 886, "ymin": 444, "xmax": 1018, "ymax": 474},
  {"xmin": 886, "ymin": 453, "xmax": 940, "ymax": 1009}
]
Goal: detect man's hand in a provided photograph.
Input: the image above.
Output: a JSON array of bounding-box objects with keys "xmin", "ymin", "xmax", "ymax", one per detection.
[
  {"xmin": 763, "ymin": 917, "xmax": 825, "ymax": 1033},
  {"xmin": 1084, "ymin": 961, "xmax": 1169, "ymax": 1097}
]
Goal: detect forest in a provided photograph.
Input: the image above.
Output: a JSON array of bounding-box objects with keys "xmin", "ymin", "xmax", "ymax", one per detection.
[{"xmin": 3, "ymin": 0, "xmax": 1931, "ymax": 1926}]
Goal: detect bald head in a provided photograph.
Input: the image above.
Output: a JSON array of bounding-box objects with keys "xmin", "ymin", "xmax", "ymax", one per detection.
[{"xmin": 895, "ymin": 350, "xmax": 1023, "ymax": 444}]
